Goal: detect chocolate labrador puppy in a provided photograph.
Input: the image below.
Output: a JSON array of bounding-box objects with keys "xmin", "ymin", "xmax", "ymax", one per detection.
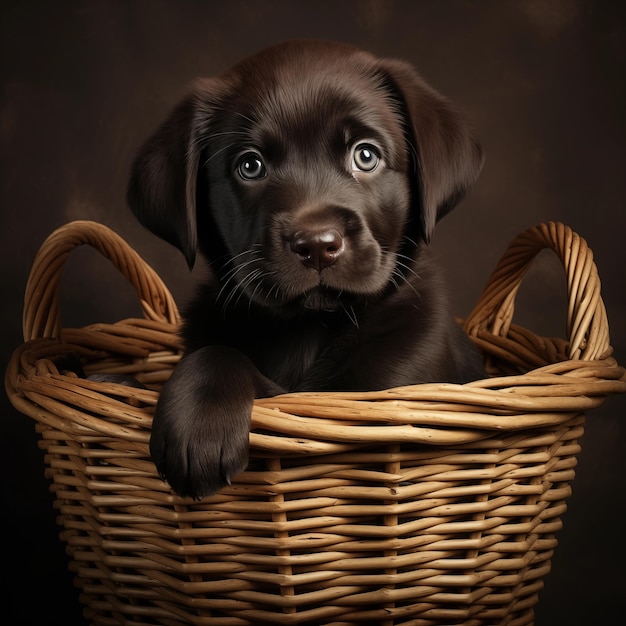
[{"xmin": 128, "ymin": 39, "xmax": 485, "ymax": 499}]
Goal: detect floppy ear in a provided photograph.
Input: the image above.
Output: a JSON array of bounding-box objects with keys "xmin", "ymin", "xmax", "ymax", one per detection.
[
  {"xmin": 379, "ymin": 58, "xmax": 484, "ymax": 243},
  {"xmin": 127, "ymin": 78, "xmax": 223, "ymax": 268}
]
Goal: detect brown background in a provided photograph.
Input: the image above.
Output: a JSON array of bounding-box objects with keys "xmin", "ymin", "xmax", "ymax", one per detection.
[{"xmin": 1, "ymin": 1, "xmax": 625, "ymax": 623}]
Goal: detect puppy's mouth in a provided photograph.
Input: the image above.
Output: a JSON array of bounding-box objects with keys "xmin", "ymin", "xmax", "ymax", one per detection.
[
  {"xmin": 220, "ymin": 242, "xmax": 396, "ymax": 313},
  {"xmin": 300, "ymin": 286, "xmax": 347, "ymax": 312}
]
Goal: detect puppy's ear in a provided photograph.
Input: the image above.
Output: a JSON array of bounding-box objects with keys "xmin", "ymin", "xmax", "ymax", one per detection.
[
  {"xmin": 380, "ymin": 59, "xmax": 484, "ymax": 243},
  {"xmin": 127, "ymin": 79, "xmax": 223, "ymax": 268}
]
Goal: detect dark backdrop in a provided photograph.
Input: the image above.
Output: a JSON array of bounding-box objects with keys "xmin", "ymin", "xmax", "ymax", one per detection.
[{"xmin": 2, "ymin": 1, "xmax": 625, "ymax": 624}]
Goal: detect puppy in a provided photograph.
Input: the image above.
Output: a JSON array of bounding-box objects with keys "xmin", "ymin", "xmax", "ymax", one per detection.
[{"xmin": 128, "ymin": 39, "xmax": 486, "ymax": 499}]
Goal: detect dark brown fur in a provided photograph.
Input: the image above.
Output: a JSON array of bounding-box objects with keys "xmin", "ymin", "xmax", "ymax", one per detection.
[{"xmin": 128, "ymin": 40, "xmax": 485, "ymax": 499}]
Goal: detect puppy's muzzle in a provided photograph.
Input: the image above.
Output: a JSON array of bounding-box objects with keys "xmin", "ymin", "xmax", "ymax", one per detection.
[{"xmin": 290, "ymin": 228, "xmax": 344, "ymax": 271}]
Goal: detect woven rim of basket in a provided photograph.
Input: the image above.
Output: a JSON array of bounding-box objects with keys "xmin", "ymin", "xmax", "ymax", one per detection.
[{"xmin": 6, "ymin": 220, "xmax": 626, "ymax": 453}]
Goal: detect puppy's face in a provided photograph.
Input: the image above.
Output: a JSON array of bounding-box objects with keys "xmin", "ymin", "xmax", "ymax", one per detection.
[
  {"xmin": 128, "ymin": 40, "xmax": 483, "ymax": 313},
  {"xmin": 200, "ymin": 52, "xmax": 412, "ymax": 311}
]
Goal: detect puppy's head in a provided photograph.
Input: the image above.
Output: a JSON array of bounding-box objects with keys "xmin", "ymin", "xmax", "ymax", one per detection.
[{"xmin": 128, "ymin": 40, "xmax": 483, "ymax": 312}]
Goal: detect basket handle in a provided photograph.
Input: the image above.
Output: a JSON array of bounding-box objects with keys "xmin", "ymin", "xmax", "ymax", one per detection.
[
  {"xmin": 464, "ymin": 221, "xmax": 610, "ymax": 361},
  {"xmin": 22, "ymin": 220, "xmax": 181, "ymax": 341}
]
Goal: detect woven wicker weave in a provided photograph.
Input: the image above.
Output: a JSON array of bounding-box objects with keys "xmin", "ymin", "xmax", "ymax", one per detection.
[{"xmin": 6, "ymin": 220, "xmax": 625, "ymax": 626}]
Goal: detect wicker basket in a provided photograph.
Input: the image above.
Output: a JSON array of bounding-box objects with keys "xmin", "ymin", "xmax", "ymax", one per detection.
[{"xmin": 6, "ymin": 220, "xmax": 625, "ymax": 626}]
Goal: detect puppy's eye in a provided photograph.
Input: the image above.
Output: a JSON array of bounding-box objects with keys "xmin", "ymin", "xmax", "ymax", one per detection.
[
  {"xmin": 351, "ymin": 143, "xmax": 380, "ymax": 173},
  {"xmin": 236, "ymin": 151, "xmax": 267, "ymax": 181}
]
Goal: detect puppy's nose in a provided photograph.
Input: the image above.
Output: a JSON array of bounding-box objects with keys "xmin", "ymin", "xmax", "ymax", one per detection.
[{"xmin": 290, "ymin": 229, "xmax": 344, "ymax": 271}]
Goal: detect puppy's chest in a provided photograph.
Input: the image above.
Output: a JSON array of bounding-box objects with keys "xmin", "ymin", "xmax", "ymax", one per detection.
[{"xmin": 251, "ymin": 319, "xmax": 353, "ymax": 391}]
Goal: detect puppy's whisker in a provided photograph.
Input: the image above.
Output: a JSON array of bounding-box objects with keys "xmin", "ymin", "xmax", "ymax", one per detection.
[
  {"xmin": 223, "ymin": 279, "xmax": 250, "ymax": 312},
  {"xmin": 402, "ymin": 235, "xmax": 419, "ymax": 249},
  {"xmin": 217, "ymin": 276, "xmax": 241, "ymax": 308},
  {"xmin": 391, "ymin": 266, "xmax": 422, "ymax": 301},
  {"xmin": 265, "ymin": 275, "xmax": 284, "ymax": 303},
  {"xmin": 222, "ymin": 268, "xmax": 254, "ymax": 310},
  {"xmin": 212, "ymin": 246, "xmax": 250, "ymax": 268},
  {"xmin": 247, "ymin": 271, "xmax": 275, "ymax": 312},
  {"xmin": 219, "ymin": 258, "xmax": 264, "ymax": 312},
  {"xmin": 234, "ymin": 268, "xmax": 265, "ymax": 309},
  {"xmin": 220, "ymin": 283, "xmax": 240, "ymax": 314},
  {"xmin": 220, "ymin": 246, "xmax": 263, "ymax": 270},
  {"xmin": 220, "ymin": 255, "xmax": 259, "ymax": 281},
  {"xmin": 231, "ymin": 110, "xmax": 258, "ymax": 126},
  {"xmin": 343, "ymin": 304, "xmax": 359, "ymax": 328},
  {"xmin": 395, "ymin": 257, "xmax": 420, "ymax": 281},
  {"xmin": 217, "ymin": 256, "xmax": 262, "ymax": 304},
  {"xmin": 392, "ymin": 261, "xmax": 418, "ymax": 283},
  {"xmin": 388, "ymin": 274, "xmax": 401, "ymax": 291},
  {"xmin": 205, "ymin": 130, "xmax": 249, "ymax": 140},
  {"xmin": 204, "ymin": 143, "xmax": 237, "ymax": 165}
]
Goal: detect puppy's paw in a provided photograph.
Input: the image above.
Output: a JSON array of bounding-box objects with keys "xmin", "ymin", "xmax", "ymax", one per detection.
[
  {"xmin": 149, "ymin": 347, "xmax": 257, "ymax": 499},
  {"xmin": 150, "ymin": 406, "xmax": 250, "ymax": 499}
]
